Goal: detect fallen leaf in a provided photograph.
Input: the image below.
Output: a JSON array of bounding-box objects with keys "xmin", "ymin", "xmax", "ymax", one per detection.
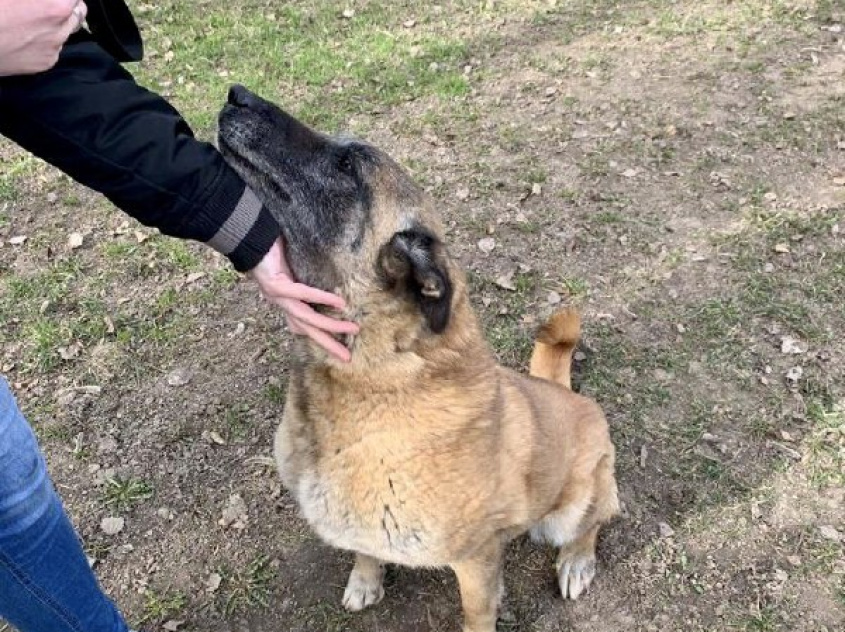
[
  {"xmin": 206, "ymin": 572, "xmax": 223, "ymax": 593},
  {"xmin": 493, "ymin": 272, "xmax": 516, "ymax": 291},
  {"xmin": 785, "ymin": 366, "xmax": 803, "ymax": 384},
  {"xmin": 780, "ymin": 336, "xmax": 805, "ymax": 355},
  {"xmin": 100, "ymin": 516, "xmax": 125, "ymax": 535},
  {"xmin": 658, "ymin": 522, "xmax": 675, "ymax": 538}
]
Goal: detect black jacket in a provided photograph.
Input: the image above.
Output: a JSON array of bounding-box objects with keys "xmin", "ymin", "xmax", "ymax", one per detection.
[{"xmin": 0, "ymin": 4, "xmax": 279, "ymax": 272}]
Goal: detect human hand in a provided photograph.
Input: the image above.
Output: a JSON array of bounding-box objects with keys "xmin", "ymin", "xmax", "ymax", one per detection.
[
  {"xmin": 0, "ymin": 0, "xmax": 87, "ymax": 77},
  {"xmin": 250, "ymin": 238, "xmax": 359, "ymax": 363}
]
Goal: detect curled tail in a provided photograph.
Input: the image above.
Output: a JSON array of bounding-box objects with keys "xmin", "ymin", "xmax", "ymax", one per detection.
[{"xmin": 529, "ymin": 308, "xmax": 581, "ymax": 389}]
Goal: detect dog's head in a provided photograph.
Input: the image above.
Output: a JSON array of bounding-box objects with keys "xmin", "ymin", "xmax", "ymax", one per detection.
[{"xmin": 218, "ymin": 85, "xmax": 456, "ymax": 343}]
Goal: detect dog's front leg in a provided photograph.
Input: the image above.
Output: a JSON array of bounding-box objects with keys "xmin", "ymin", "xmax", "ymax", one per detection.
[
  {"xmin": 342, "ymin": 553, "xmax": 386, "ymax": 611},
  {"xmin": 451, "ymin": 540, "xmax": 505, "ymax": 632}
]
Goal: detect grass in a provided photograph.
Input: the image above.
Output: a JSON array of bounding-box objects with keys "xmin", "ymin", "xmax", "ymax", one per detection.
[
  {"xmin": 103, "ymin": 476, "xmax": 154, "ymax": 511},
  {"xmin": 139, "ymin": 589, "xmax": 187, "ymax": 624},
  {"xmin": 131, "ymin": 1, "xmax": 481, "ymax": 132},
  {"xmin": 2, "ymin": 0, "xmax": 845, "ymax": 630},
  {"xmin": 218, "ymin": 554, "xmax": 276, "ymax": 615}
]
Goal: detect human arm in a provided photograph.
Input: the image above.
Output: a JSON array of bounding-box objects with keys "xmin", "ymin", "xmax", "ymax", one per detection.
[{"xmin": 0, "ymin": 29, "xmax": 357, "ymax": 360}]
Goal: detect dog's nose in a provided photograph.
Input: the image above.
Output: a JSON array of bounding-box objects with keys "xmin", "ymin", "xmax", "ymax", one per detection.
[{"xmin": 227, "ymin": 84, "xmax": 255, "ymax": 108}]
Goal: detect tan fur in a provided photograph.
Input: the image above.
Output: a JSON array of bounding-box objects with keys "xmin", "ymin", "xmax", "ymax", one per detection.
[{"xmin": 273, "ymin": 160, "xmax": 619, "ymax": 632}]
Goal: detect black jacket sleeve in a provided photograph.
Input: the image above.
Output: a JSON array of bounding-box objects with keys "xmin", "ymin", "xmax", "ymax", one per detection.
[{"xmin": 0, "ymin": 30, "xmax": 279, "ymax": 272}]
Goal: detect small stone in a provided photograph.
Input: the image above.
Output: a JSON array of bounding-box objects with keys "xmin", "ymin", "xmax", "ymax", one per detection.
[
  {"xmin": 100, "ymin": 516, "xmax": 125, "ymax": 536},
  {"xmin": 455, "ymin": 187, "xmax": 470, "ymax": 201},
  {"xmin": 786, "ymin": 555, "xmax": 802, "ymax": 567},
  {"xmin": 773, "ymin": 243, "xmax": 790, "ymax": 254},
  {"xmin": 547, "ymin": 291, "xmax": 562, "ymax": 305},
  {"xmin": 621, "ymin": 168, "xmax": 639, "ymax": 178},
  {"xmin": 477, "ymin": 237, "xmax": 496, "ymax": 254},
  {"xmin": 531, "ymin": 182, "xmax": 542, "ymax": 196},
  {"xmin": 701, "ymin": 432, "xmax": 719, "ymax": 443},
  {"xmin": 675, "ymin": 323, "xmax": 686, "ymax": 333},
  {"xmin": 658, "ymin": 522, "xmax": 675, "ymax": 538},
  {"xmin": 68, "ymin": 232, "xmax": 85, "ymax": 249},
  {"xmin": 342, "ymin": 8, "xmax": 355, "ymax": 18},
  {"xmin": 573, "ymin": 351, "xmax": 587, "ymax": 362},
  {"xmin": 819, "ymin": 525, "xmax": 842, "ymax": 542},
  {"xmin": 8, "ymin": 235, "xmax": 27, "ymax": 245},
  {"xmin": 166, "ymin": 368, "xmax": 192, "ymax": 387},
  {"xmin": 162, "ymin": 621, "xmax": 185, "ymax": 632},
  {"xmin": 402, "ymin": 19, "xmax": 416, "ymax": 28},
  {"xmin": 763, "ymin": 262, "xmax": 775, "ymax": 273}
]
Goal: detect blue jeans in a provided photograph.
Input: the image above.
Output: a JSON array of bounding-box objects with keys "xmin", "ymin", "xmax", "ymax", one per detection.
[{"xmin": 0, "ymin": 376, "xmax": 129, "ymax": 632}]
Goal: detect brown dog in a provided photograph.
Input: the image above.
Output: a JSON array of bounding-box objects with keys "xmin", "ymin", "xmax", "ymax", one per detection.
[{"xmin": 218, "ymin": 85, "xmax": 619, "ymax": 632}]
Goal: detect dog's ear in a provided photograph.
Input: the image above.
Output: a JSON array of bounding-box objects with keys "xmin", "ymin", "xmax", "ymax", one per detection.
[{"xmin": 379, "ymin": 229, "xmax": 453, "ymax": 333}]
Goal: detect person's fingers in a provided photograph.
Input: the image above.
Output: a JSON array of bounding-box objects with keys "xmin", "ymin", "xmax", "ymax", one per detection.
[
  {"xmin": 261, "ymin": 279, "xmax": 347, "ymax": 311},
  {"xmin": 295, "ymin": 320, "xmax": 352, "ymax": 363},
  {"xmin": 62, "ymin": 0, "xmax": 87, "ymax": 35},
  {"xmin": 285, "ymin": 316, "xmax": 307, "ymax": 335},
  {"xmin": 268, "ymin": 298, "xmax": 358, "ymax": 334}
]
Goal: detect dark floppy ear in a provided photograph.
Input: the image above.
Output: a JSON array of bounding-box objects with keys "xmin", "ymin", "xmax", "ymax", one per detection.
[{"xmin": 378, "ymin": 229, "xmax": 453, "ymax": 334}]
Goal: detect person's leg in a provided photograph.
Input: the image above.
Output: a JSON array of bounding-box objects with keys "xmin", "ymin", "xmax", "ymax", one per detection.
[{"xmin": 0, "ymin": 376, "xmax": 130, "ymax": 632}]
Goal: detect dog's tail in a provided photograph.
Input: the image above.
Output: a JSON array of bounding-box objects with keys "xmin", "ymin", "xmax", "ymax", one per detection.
[{"xmin": 529, "ymin": 308, "xmax": 581, "ymax": 389}]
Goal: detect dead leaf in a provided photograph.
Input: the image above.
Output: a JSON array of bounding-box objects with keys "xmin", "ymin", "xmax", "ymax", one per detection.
[
  {"xmin": 780, "ymin": 336, "xmax": 805, "ymax": 355},
  {"xmin": 100, "ymin": 516, "xmax": 125, "ymax": 536},
  {"xmin": 785, "ymin": 366, "xmax": 803, "ymax": 384},
  {"xmin": 206, "ymin": 572, "xmax": 223, "ymax": 593},
  {"xmin": 493, "ymin": 272, "xmax": 516, "ymax": 291}
]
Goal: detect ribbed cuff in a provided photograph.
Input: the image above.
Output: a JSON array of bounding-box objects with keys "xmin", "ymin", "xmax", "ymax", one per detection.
[{"xmin": 226, "ymin": 206, "xmax": 280, "ymax": 272}]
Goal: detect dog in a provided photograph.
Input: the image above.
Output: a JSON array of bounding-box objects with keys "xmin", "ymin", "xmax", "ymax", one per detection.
[{"xmin": 218, "ymin": 85, "xmax": 619, "ymax": 632}]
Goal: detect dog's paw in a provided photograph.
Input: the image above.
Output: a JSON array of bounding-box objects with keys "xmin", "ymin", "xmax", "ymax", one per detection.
[
  {"xmin": 342, "ymin": 567, "xmax": 385, "ymax": 612},
  {"xmin": 557, "ymin": 553, "xmax": 596, "ymax": 600}
]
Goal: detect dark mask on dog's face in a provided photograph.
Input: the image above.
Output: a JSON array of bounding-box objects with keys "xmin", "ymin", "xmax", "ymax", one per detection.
[{"xmin": 218, "ymin": 85, "xmax": 453, "ymax": 334}]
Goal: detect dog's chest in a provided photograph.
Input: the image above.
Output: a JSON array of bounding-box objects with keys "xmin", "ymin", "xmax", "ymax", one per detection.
[{"xmin": 293, "ymin": 450, "xmax": 439, "ymax": 565}]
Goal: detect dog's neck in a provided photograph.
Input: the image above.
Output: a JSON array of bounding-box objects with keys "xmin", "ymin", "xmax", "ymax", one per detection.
[{"xmin": 296, "ymin": 282, "xmax": 495, "ymax": 391}]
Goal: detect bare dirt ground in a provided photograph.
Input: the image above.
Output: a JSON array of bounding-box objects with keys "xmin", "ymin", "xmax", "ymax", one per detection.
[{"xmin": 1, "ymin": 1, "xmax": 843, "ymax": 631}]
